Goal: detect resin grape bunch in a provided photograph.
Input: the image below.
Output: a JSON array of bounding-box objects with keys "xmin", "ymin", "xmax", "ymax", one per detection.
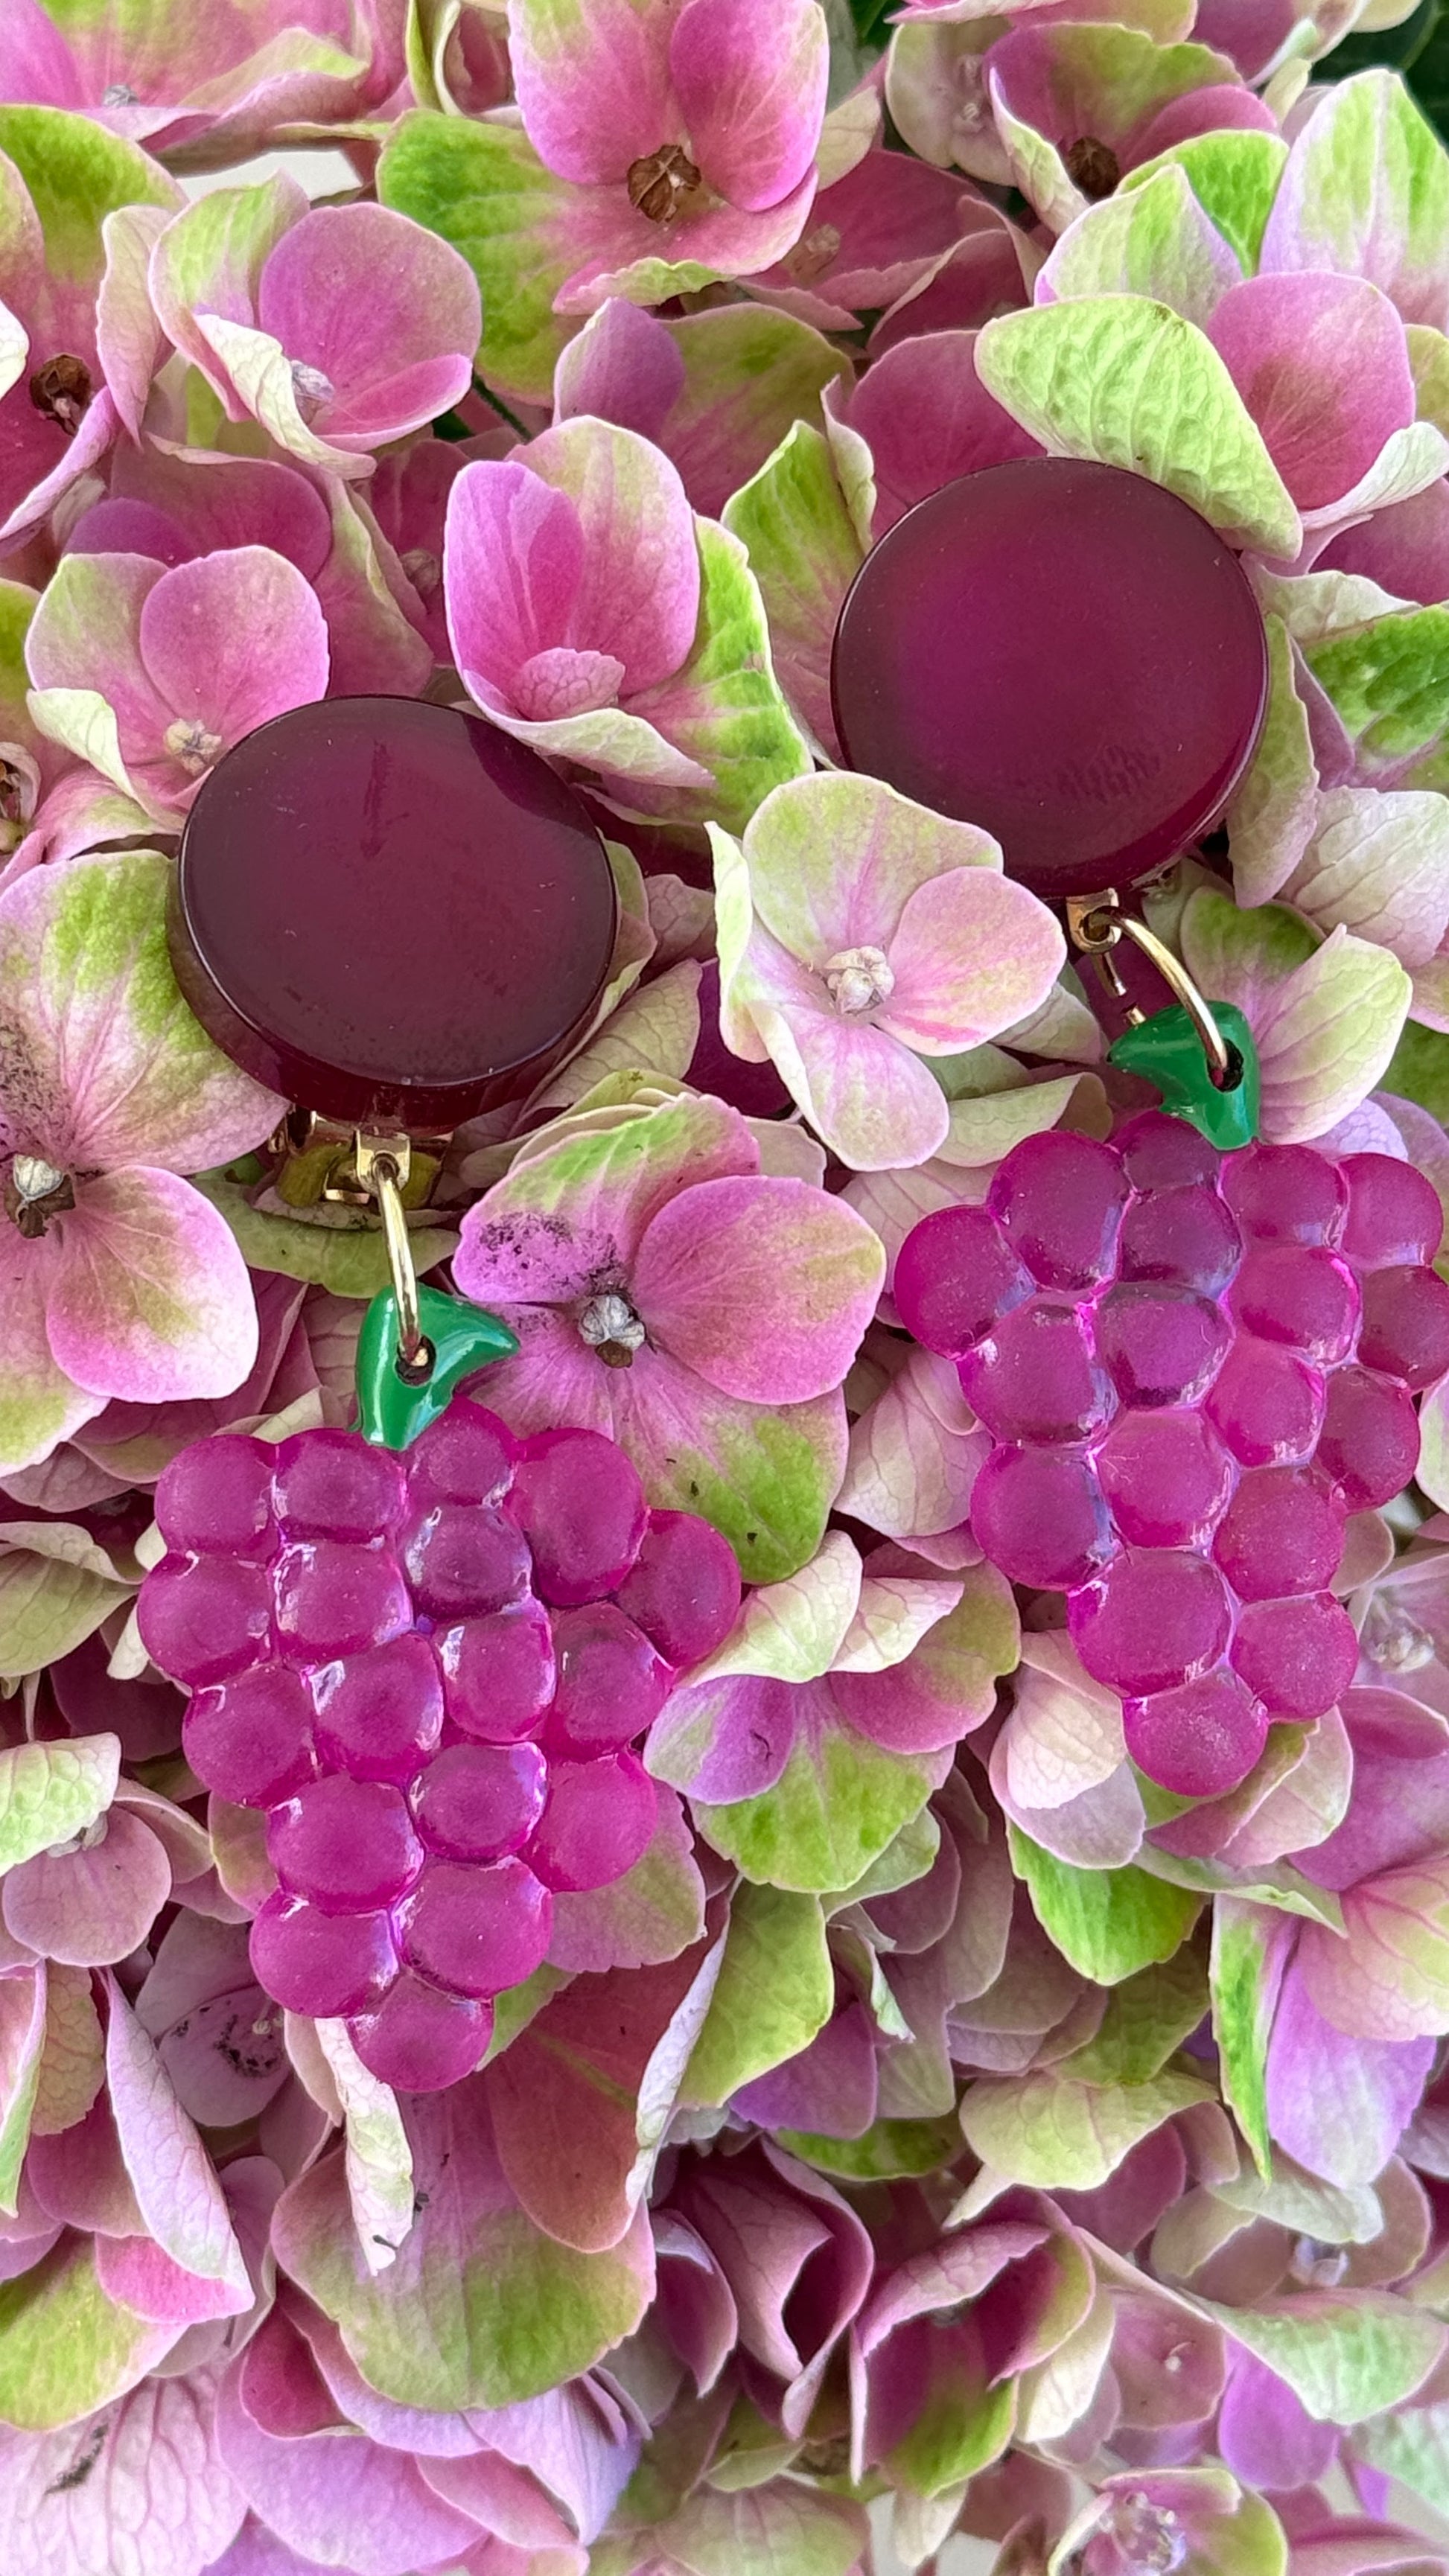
[
  {"xmin": 896, "ymin": 1120, "xmax": 1449, "ymax": 1799},
  {"xmin": 138, "ymin": 1405, "xmax": 741, "ymax": 2092}
]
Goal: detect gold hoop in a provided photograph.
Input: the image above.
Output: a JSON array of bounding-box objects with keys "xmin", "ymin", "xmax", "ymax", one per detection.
[
  {"xmin": 1066, "ymin": 893, "xmax": 1235, "ymax": 1090},
  {"xmin": 354, "ymin": 1134, "xmax": 428, "ymax": 1377}
]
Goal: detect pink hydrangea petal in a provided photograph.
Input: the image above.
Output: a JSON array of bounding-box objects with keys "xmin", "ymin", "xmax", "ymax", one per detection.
[
  {"xmin": 46, "ymin": 1167, "xmax": 260, "ymax": 1405},
  {"xmin": 521, "ymin": 418, "xmax": 701, "ymax": 695},
  {"xmin": 112, "ymin": 442, "xmax": 333, "ymax": 582},
  {"xmin": 753, "ymin": 995, "xmax": 951, "ymax": 1171},
  {"xmin": 1265, "ymin": 1948, "xmax": 1434, "ymax": 2185},
  {"xmin": 137, "ymin": 545, "xmax": 330, "ymax": 764},
  {"xmin": 1, "ymin": 1808, "xmax": 172, "ymax": 1966},
  {"xmin": 669, "ymin": 0, "xmax": 828, "ymax": 213},
  {"xmin": 553, "ymin": 297, "xmax": 686, "ymax": 444},
  {"xmin": 880, "ymin": 869, "xmax": 1066, "ymax": 1051},
  {"xmin": 94, "ymin": 2231, "xmax": 249, "ymax": 2324},
  {"xmin": 1127, "ymin": 81, "xmax": 1277, "ymax": 163},
  {"xmin": 444, "ymin": 457, "xmax": 586, "ymax": 704},
  {"xmin": 1207, "ymin": 272, "xmax": 1416, "ymax": 514},
  {"xmin": 510, "ymin": 0, "xmax": 678, "ymax": 188},
  {"xmin": 24, "ymin": 548, "xmax": 173, "ymax": 776},
  {"xmin": 844, "ymin": 329, "xmax": 1041, "ymax": 537},
  {"xmin": 255, "ymin": 204, "xmax": 478, "ymax": 431},
  {"xmin": 631, "ymin": 1172, "xmax": 885, "ymax": 1399},
  {"xmin": 0, "ymin": 1226, "xmax": 102, "ymax": 1473},
  {"xmin": 555, "ymin": 173, "xmax": 821, "ymax": 313}
]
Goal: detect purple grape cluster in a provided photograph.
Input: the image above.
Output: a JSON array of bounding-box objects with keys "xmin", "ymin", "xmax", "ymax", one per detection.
[
  {"xmin": 138, "ymin": 1406, "xmax": 741, "ymax": 2091},
  {"xmin": 896, "ymin": 1120, "xmax": 1449, "ymax": 1799}
]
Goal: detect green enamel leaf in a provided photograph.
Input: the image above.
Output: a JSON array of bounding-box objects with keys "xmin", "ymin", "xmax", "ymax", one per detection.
[
  {"xmin": 1124, "ymin": 130, "xmax": 1289, "ymax": 272},
  {"xmin": 1057, "ymin": 1948, "xmax": 1208, "ymax": 2087},
  {"xmin": 1200, "ymin": 2291, "xmax": 1447, "ymax": 2425},
  {"xmin": 634, "ymin": 515, "xmax": 812, "ymax": 834},
  {"xmin": 681, "ymin": 1882, "xmax": 832, "ymax": 2107},
  {"xmin": 975, "ymin": 296, "xmax": 1300, "ymax": 555},
  {"xmin": 722, "ymin": 420, "xmax": 865, "ymax": 755},
  {"xmin": 1009, "ymin": 1826, "xmax": 1203, "ymax": 1983},
  {"xmin": 0, "ymin": 1735, "xmax": 118, "ymax": 1874},
  {"xmin": 194, "ymin": 1170, "xmax": 459, "ymax": 1299},
  {"xmin": 777, "ymin": 2112, "xmax": 964, "ymax": 2181},
  {"xmin": 1211, "ymin": 1898, "xmax": 1286, "ymax": 2181},
  {"xmin": 696, "ymin": 1724, "xmax": 949, "ymax": 1895},
  {"xmin": 378, "ymin": 110, "xmax": 576, "ymax": 401},
  {"xmin": 0, "ymin": 2234, "xmax": 176, "ymax": 2430},
  {"xmin": 960, "ymin": 2065, "xmax": 1212, "ymax": 2190}
]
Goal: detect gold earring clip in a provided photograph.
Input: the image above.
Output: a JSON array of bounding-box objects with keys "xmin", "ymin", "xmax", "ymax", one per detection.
[{"xmin": 353, "ymin": 1132, "xmax": 431, "ymax": 1383}]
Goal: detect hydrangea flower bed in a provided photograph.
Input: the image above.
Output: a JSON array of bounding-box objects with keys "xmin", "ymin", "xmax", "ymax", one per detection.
[{"xmin": 0, "ymin": 4, "xmax": 1448, "ymax": 2572}]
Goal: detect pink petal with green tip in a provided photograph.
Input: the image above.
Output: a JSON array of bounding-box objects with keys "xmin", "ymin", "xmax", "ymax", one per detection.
[
  {"xmin": 1260, "ymin": 68, "xmax": 1449, "ymax": 333},
  {"xmin": 631, "ymin": 1173, "xmax": 885, "ymax": 1402},
  {"xmin": 509, "ymin": 0, "xmax": 678, "ymax": 190},
  {"xmin": 0, "ymin": 848, "xmax": 281, "ymax": 1177},
  {"xmin": 47, "ymin": 1167, "xmax": 259, "ymax": 1405},
  {"xmin": 1266, "ymin": 1948, "xmax": 1433, "ymax": 2186},
  {"xmin": 553, "ymin": 298, "xmax": 685, "ymax": 445},
  {"xmin": 0, "ymin": 1228, "xmax": 101, "ymax": 1471},
  {"xmin": 255, "ymin": 203, "xmax": 479, "ymax": 447},
  {"xmin": 1208, "ymin": 272, "xmax": 1416, "ymax": 514},
  {"xmin": 754, "ymin": 994, "xmax": 952, "ymax": 1171},
  {"xmin": 881, "ymin": 867, "xmax": 1066, "ymax": 1051},
  {"xmin": 669, "ymin": 0, "xmax": 827, "ymax": 213},
  {"xmin": 148, "ymin": 170, "xmax": 309, "ymax": 407},
  {"xmin": 842, "ymin": 328, "xmax": 1040, "ymax": 538},
  {"xmin": 521, "ymin": 418, "xmax": 701, "ymax": 691},
  {"xmin": 135, "ymin": 546, "xmax": 330, "ymax": 788},
  {"xmin": 95, "ymin": 203, "xmax": 170, "ymax": 442},
  {"xmin": 554, "ymin": 169, "xmax": 821, "ymax": 312}
]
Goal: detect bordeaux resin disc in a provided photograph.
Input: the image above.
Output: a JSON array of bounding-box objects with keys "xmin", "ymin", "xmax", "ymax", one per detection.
[
  {"xmin": 172, "ymin": 697, "xmax": 618, "ymax": 1129},
  {"xmin": 830, "ymin": 458, "xmax": 1270, "ymax": 902}
]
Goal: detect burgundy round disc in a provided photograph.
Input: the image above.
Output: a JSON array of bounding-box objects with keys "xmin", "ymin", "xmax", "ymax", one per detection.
[
  {"xmin": 830, "ymin": 459, "xmax": 1269, "ymax": 901},
  {"xmin": 172, "ymin": 698, "xmax": 617, "ymax": 1129}
]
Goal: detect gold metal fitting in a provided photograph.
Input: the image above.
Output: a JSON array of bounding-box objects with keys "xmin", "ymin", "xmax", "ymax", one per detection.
[
  {"xmin": 353, "ymin": 1133, "xmax": 429, "ymax": 1379},
  {"xmin": 1066, "ymin": 890, "xmax": 1234, "ymax": 1089}
]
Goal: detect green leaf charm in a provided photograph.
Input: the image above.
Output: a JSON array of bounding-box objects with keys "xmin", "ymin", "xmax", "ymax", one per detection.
[
  {"xmin": 1109, "ymin": 1001, "xmax": 1261, "ymax": 1147},
  {"xmin": 355, "ymin": 1285, "xmax": 518, "ymax": 1450}
]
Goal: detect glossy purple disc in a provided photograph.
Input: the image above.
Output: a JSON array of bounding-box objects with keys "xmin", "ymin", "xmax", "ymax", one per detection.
[
  {"xmin": 830, "ymin": 459, "xmax": 1269, "ymax": 901},
  {"xmin": 173, "ymin": 698, "xmax": 617, "ymax": 1129}
]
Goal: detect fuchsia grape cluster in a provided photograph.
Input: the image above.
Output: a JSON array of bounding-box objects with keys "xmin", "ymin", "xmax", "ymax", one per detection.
[
  {"xmin": 897, "ymin": 1118, "xmax": 1449, "ymax": 1799},
  {"xmin": 138, "ymin": 1404, "xmax": 741, "ymax": 2092}
]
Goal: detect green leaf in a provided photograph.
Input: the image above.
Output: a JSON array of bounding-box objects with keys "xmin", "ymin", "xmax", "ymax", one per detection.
[
  {"xmin": 777, "ymin": 2112, "xmax": 964, "ymax": 2181},
  {"xmin": 722, "ymin": 421, "xmax": 864, "ymax": 755},
  {"xmin": 975, "ymin": 296, "xmax": 1299, "ymax": 555},
  {"xmin": 696, "ymin": 1726, "xmax": 950, "ymax": 1896},
  {"xmin": 1057, "ymin": 1947, "xmax": 1208, "ymax": 2085},
  {"xmin": 1124, "ymin": 130, "xmax": 1289, "ymax": 272},
  {"xmin": 0, "ymin": 1735, "xmax": 118, "ymax": 1873},
  {"xmin": 193, "ymin": 1169, "xmax": 458, "ymax": 1298},
  {"xmin": 378, "ymin": 110, "xmax": 576, "ymax": 402},
  {"xmin": 272, "ymin": 2074, "xmax": 654, "ymax": 2409},
  {"xmin": 960, "ymin": 2065, "xmax": 1213, "ymax": 2190},
  {"xmin": 1009, "ymin": 1826, "xmax": 1203, "ymax": 1984},
  {"xmin": 1201, "ymin": 2291, "xmax": 1448, "ymax": 2425},
  {"xmin": 0, "ymin": 2234, "xmax": 175, "ymax": 2429},
  {"xmin": 681, "ymin": 1882, "xmax": 832, "ymax": 2106},
  {"xmin": 1211, "ymin": 1898, "xmax": 1289, "ymax": 2181}
]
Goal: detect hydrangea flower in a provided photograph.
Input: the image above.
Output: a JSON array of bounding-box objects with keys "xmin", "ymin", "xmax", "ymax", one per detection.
[
  {"xmin": 711, "ymin": 768, "xmax": 1066, "ymax": 1167},
  {"xmin": 0, "ymin": 850, "xmax": 281, "ymax": 1470}
]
